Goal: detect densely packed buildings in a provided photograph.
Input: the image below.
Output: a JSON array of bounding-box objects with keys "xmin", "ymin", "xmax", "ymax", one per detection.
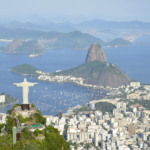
[
  {"xmin": 45, "ymin": 82, "xmax": 150, "ymax": 150},
  {"xmin": 1, "ymin": 82, "xmax": 150, "ymax": 149}
]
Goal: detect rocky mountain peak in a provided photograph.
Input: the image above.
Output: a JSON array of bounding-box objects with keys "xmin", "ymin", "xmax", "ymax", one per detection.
[{"xmin": 86, "ymin": 43, "xmax": 106, "ymax": 63}]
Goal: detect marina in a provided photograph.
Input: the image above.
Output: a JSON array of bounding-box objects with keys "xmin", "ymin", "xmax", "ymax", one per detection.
[{"xmin": 0, "ymin": 37, "xmax": 150, "ymax": 115}]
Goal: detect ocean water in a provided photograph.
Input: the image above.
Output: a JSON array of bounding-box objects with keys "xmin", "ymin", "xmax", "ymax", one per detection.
[
  {"xmin": 0, "ymin": 49, "xmax": 105, "ymax": 115},
  {"xmin": 105, "ymin": 35, "xmax": 150, "ymax": 84},
  {"xmin": 0, "ymin": 35, "xmax": 150, "ymax": 115}
]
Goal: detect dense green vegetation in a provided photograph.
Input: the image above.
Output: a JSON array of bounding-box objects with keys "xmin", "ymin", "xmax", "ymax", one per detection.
[
  {"xmin": 0, "ymin": 124, "xmax": 5, "ymax": 133},
  {"xmin": 13, "ymin": 104, "xmax": 21, "ymax": 108},
  {"xmin": 53, "ymin": 61, "xmax": 131, "ymax": 87},
  {"xmin": 17, "ymin": 115, "xmax": 32, "ymax": 123},
  {"xmin": 107, "ymin": 94, "xmax": 127, "ymax": 99},
  {"xmin": 73, "ymin": 102, "xmax": 116, "ymax": 114},
  {"xmin": 33, "ymin": 112, "xmax": 46, "ymax": 125},
  {"xmin": 0, "ymin": 126, "xmax": 70, "ymax": 150},
  {"xmin": 6, "ymin": 105, "xmax": 44, "ymax": 134},
  {"xmin": 43, "ymin": 125, "xmax": 70, "ymax": 150},
  {"xmin": 7, "ymin": 104, "xmax": 21, "ymax": 115},
  {"xmin": 5, "ymin": 115, "xmax": 16, "ymax": 134},
  {"xmin": 33, "ymin": 129, "xmax": 42, "ymax": 136},
  {"xmin": 0, "ymin": 134, "xmax": 13, "ymax": 150},
  {"xmin": 73, "ymin": 105, "xmax": 91, "ymax": 114},
  {"xmin": 54, "ymin": 61, "xmax": 124, "ymax": 77},
  {"xmin": 1, "ymin": 105, "xmax": 71, "ymax": 150},
  {"xmin": 69, "ymin": 141, "xmax": 94, "ymax": 150},
  {"xmin": 127, "ymin": 100, "xmax": 150, "ymax": 110},
  {"xmin": 95, "ymin": 102, "xmax": 116, "ymax": 113},
  {"xmin": 11, "ymin": 64, "xmax": 39, "ymax": 75}
]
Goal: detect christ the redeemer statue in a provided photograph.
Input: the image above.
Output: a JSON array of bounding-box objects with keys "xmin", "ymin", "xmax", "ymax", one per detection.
[{"xmin": 14, "ymin": 78, "xmax": 37, "ymax": 105}]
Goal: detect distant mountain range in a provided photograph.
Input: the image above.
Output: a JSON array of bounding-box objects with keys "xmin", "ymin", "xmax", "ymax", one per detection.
[
  {"xmin": 0, "ymin": 30, "xmax": 131, "ymax": 54},
  {"xmin": 76, "ymin": 20, "xmax": 150, "ymax": 30},
  {"xmin": 0, "ymin": 19, "xmax": 149, "ymax": 40},
  {"xmin": 0, "ymin": 19, "xmax": 149, "ymax": 53},
  {"xmin": 3, "ymin": 39, "xmax": 45, "ymax": 54},
  {"xmin": 0, "ymin": 20, "xmax": 150, "ymax": 32}
]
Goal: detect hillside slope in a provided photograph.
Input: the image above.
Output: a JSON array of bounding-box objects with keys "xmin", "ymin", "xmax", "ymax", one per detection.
[
  {"xmin": 11, "ymin": 64, "xmax": 39, "ymax": 75},
  {"xmin": 53, "ymin": 61, "xmax": 131, "ymax": 87},
  {"xmin": 4, "ymin": 39, "xmax": 45, "ymax": 54}
]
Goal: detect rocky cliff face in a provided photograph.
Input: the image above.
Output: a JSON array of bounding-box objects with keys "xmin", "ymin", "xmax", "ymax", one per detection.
[
  {"xmin": 54, "ymin": 43, "xmax": 131, "ymax": 87},
  {"xmin": 4, "ymin": 39, "xmax": 45, "ymax": 54},
  {"xmin": 5, "ymin": 39, "xmax": 23, "ymax": 53},
  {"xmin": 86, "ymin": 43, "xmax": 106, "ymax": 63}
]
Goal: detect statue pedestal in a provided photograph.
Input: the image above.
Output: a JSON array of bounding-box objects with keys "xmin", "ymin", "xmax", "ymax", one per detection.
[{"xmin": 21, "ymin": 104, "xmax": 30, "ymax": 110}]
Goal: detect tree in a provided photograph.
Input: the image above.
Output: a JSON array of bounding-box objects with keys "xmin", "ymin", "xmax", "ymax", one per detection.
[
  {"xmin": 0, "ymin": 123, "xmax": 5, "ymax": 133},
  {"xmin": 95, "ymin": 102, "xmax": 115, "ymax": 113},
  {"xmin": 0, "ymin": 134, "xmax": 13, "ymax": 150},
  {"xmin": 34, "ymin": 113, "xmax": 46, "ymax": 125},
  {"xmin": 5, "ymin": 116, "xmax": 16, "ymax": 134},
  {"xmin": 33, "ymin": 129, "xmax": 41, "ymax": 136},
  {"xmin": 44, "ymin": 125, "xmax": 71, "ymax": 150},
  {"xmin": 1, "ymin": 106, "xmax": 71, "ymax": 150}
]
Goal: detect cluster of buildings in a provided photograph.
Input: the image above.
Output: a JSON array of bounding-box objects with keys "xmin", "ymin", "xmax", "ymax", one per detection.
[
  {"xmin": 45, "ymin": 98, "xmax": 150, "ymax": 150},
  {"xmin": 44, "ymin": 82, "xmax": 150, "ymax": 150},
  {"xmin": 126, "ymin": 82, "xmax": 150, "ymax": 100},
  {"xmin": 103, "ymin": 82, "xmax": 150, "ymax": 101},
  {"xmin": 38, "ymin": 74, "xmax": 100, "ymax": 88},
  {"xmin": 46, "ymin": 115, "xmax": 65, "ymax": 135},
  {"xmin": 1, "ymin": 78, "xmax": 150, "ymax": 149},
  {"xmin": 38, "ymin": 74, "xmax": 84, "ymax": 85},
  {"xmin": 0, "ymin": 113, "xmax": 6, "ymax": 124}
]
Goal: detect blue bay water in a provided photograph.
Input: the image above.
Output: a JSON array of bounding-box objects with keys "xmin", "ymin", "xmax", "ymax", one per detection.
[
  {"xmin": 0, "ymin": 36, "xmax": 150, "ymax": 115},
  {"xmin": 105, "ymin": 36, "xmax": 150, "ymax": 84},
  {"xmin": 0, "ymin": 50, "xmax": 105, "ymax": 115}
]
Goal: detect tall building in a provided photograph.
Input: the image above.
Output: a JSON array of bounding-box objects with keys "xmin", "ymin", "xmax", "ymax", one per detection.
[
  {"xmin": 12, "ymin": 127, "xmax": 16, "ymax": 145},
  {"xmin": 130, "ymin": 82, "xmax": 141, "ymax": 89},
  {"xmin": 128, "ymin": 124, "xmax": 136, "ymax": 135},
  {"xmin": 58, "ymin": 111, "xmax": 62, "ymax": 119}
]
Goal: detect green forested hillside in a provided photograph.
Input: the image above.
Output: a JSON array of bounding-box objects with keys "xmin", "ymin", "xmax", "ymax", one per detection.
[
  {"xmin": 0, "ymin": 105, "xmax": 71, "ymax": 150},
  {"xmin": 53, "ymin": 61, "xmax": 131, "ymax": 87},
  {"xmin": 11, "ymin": 64, "xmax": 39, "ymax": 75}
]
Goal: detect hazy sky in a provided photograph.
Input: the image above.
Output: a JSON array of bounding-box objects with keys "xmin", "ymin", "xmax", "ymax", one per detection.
[{"xmin": 0, "ymin": 0, "xmax": 150, "ymax": 22}]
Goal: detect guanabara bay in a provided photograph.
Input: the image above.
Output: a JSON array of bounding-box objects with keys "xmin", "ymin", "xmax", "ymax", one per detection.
[{"xmin": 0, "ymin": 1, "xmax": 150, "ymax": 150}]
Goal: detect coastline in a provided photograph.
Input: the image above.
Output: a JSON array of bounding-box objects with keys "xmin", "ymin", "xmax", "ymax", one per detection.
[
  {"xmin": 0, "ymin": 99, "xmax": 19, "ymax": 107},
  {"xmin": 11, "ymin": 70, "xmax": 38, "ymax": 76},
  {"xmin": 37, "ymin": 74, "xmax": 105, "ymax": 90}
]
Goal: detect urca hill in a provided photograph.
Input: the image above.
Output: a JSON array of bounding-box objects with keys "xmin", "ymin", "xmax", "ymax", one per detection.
[{"xmin": 54, "ymin": 43, "xmax": 131, "ymax": 87}]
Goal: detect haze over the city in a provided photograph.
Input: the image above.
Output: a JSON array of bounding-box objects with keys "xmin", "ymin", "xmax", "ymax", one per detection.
[{"xmin": 0, "ymin": 0, "xmax": 150, "ymax": 22}]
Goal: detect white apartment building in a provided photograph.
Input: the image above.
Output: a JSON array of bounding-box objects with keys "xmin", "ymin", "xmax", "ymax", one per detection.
[
  {"xmin": 130, "ymin": 82, "xmax": 141, "ymax": 89},
  {"xmin": 0, "ymin": 95, "xmax": 5, "ymax": 103}
]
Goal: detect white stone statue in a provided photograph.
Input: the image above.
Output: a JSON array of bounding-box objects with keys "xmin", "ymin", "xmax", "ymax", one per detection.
[{"xmin": 14, "ymin": 78, "xmax": 37, "ymax": 104}]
